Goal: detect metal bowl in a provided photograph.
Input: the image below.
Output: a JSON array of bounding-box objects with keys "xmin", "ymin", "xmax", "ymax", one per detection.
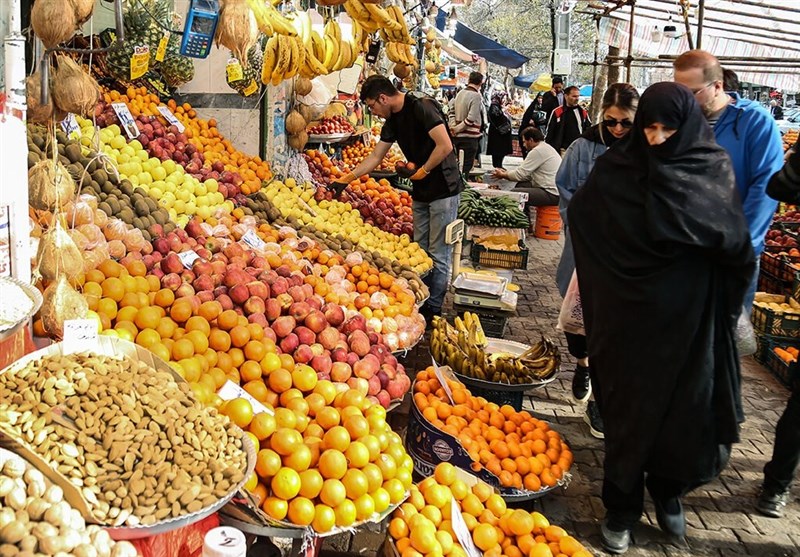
[{"xmin": 0, "ymin": 276, "xmax": 42, "ymax": 342}]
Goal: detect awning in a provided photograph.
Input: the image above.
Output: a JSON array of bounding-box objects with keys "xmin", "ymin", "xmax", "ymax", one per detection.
[{"xmin": 436, "ymin": 11, "xmax": 529, "ymax": 69}]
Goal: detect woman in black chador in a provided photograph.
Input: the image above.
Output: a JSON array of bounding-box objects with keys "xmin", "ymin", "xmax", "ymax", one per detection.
[{"xmin": 568, "ymin": 82, "xmax": 755, "ymax": 554}]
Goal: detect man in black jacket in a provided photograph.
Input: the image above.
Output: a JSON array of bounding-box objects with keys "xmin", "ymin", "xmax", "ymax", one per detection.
[
  {"xmin": 545, "ymin": 86, "xmax": 591, "ymax": 154},
  {"xmin": 758, "ymin": 139, "xmax": 800, "ymax": 519},
  {"xmin": 541, "ymin": 76, "xmax": 564, "ymax": 121}
]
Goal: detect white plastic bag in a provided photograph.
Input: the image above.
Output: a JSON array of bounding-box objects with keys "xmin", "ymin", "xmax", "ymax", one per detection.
[
  {"xmin": 557, "ymin": 271, "xmax": 585, "ymax": 336},
  {"xmin": 735, "ymin": 306, "xmax": 757, "ymax": 357}
]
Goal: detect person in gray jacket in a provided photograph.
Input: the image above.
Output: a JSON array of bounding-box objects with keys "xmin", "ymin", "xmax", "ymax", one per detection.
[{"xmin": 555, "ymin": 83, "xmax": 639, "ymax": 439}]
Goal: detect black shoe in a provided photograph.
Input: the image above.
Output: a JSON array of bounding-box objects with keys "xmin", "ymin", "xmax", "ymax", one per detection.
[
  {"xmin": 584, "ymin": 400, "xmax": 605, "ymax": 439},
  {"xmin": 653, "ymin": 497, "xmax": 686, "ymax": 539},
  {"xmin": 756, "ymin": 487, "xmax": 789, "ymax": 518},
  {"xmin": 571, "ymin": 365, "xmax": 591, "ymax": 403},
  {"xmin": 601, "ymin": 521, "xmax": 631, "ymax": 554}
]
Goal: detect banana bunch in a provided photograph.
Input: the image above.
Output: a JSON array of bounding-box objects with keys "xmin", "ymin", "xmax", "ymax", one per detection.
[
  {"xmin": 321, "ymin": 19, "xmax": 359, "ymax": 72},
  {"xmin": 245, "ymin": 0, "xmax": 297, "ymax": 36},
  {"xmin": 343, "ymin": 0, "xmax": 400, "ymax": 34},
  {"xmin": 261, "ymin": 34, "xmax": 305, "ymax": 85},
  {"xmin": 379, "ymin": 5, "xmax": 414, "ymax": 45},
  {"xmin": 290, "ymin": 11, "xmax": 329, "ymax": 78},
  {"xmin": 430, "ymin": 316, "xmax": 561, "ymax": 384},
  {"xmin": 352, "ymin": 20, "xmax": 371, "ymax": 54},
  {"xmin": 385, "ymin": 41, "xmax": 417, "ymax": 67}
]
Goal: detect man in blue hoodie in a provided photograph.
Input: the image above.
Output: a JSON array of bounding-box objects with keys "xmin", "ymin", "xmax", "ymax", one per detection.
[{"xmin": 674, "ymin": 50, "xmax": 784, "ymax": 309}]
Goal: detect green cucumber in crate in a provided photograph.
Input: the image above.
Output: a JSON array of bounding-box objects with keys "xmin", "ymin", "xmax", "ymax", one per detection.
[{"xmin": 458, "ymin": 189, "xmax": 529, "ymax": 228}]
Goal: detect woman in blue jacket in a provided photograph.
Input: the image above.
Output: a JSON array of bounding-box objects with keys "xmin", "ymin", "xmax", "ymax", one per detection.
[{"xmin": 555, "ymin": 83, "xmax": 639, "ymax": 438}]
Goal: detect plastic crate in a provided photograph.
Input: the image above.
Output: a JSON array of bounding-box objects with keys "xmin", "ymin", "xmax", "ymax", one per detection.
[
  {"xmin": 453, "ymin": 305, "xmax": 510, "ymax": 338},
  {"xmin": 780, "ymin": 254, "xmax": 800, "ymax": 283},
  {"xmin": 751, "ymin": 296, "xmax": 800, "ymax": 338},
  {"xmin": 755, "ymin": 333, "xmax": 799, "ymax": 364},
  {"xmin": 762, "ymin": 338, "xmax": 799, "ymax": 386},
  {"xmin": 758, "ymin": 269, "xmax": 790, "ymax": 296},
  {"xmin": 793, "ymin": 271, "xmax": 800, "ymax": 303},
  {"xmin": 761, "ymin": 251, "xmax": 782, "ymax": 277},
  {"xmin": 470, "ymin": 242, "xmax": 529, "ymax": 270}
]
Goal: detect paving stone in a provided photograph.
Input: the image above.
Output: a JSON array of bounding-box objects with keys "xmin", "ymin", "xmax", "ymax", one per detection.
[{"xmin": 697, "ymin": 509, "xmax": 757, "ymax": 532}]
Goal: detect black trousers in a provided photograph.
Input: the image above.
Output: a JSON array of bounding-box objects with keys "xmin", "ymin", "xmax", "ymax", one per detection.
[
  {"xmin": 564, "ymin": 331, "xmax": 587, "ymax": 360},
  {"xmin": 453, "ymin": 137, "xmax": 480, "ymax": 176},
  {"xmin": 763, "ymin": 376, "xmax": 800, "ymax": 493},
  {"xmin": 492, "ymin": 154, "xmax": 506, "ymax": 168},
  {"xmin": 512, "ymin": 182, "xmax": 559, "ymax": 210}
]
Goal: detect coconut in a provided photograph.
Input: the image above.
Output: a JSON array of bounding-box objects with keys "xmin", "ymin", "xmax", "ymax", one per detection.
[
  {"xmin": 393, "ymin": 64, "xmax": 410, "ymax": 79},
  {"xmin": 69, "ymin": 0, "xmax": 94, "ymax": 25},
  {"xmin": 285, "ymin": 110, "xmax": 307, "ymax": 135},
  {"xmin": 28, "ymin": 159, "xmax": 75, "ymax": 212},
  {"xmin": 287, "ymin": 131, "xmax": 309, "ymax": 152},
  {"xmin": 214, "ymin": 0, "xmax": 259, "ymax": 65},
  {"xmin": 37, "ymin": 220, "xmax": 83, "ymax": 282},
  {"xmin": 26, "ymin": 73, "xmax": 54, "ymax": 124},
  {"xmin": 295, "ymin": 77, "xmax": 313, "ymax": 97},
  {"xmin": 41, "ymin": 275, "xmax": 89, "ymax": 339},
  {"xmin": 51, "ymin": 55, "xmax": 100, "ymax": 118},
  {"xmin": 31, "ymin": 0, "xmax": 78, "ymax": 50}
]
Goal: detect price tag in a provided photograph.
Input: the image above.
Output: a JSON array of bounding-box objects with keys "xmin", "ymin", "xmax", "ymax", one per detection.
[
  {"xmin": 177, "ymin": 250, "xmax": 201, "ymax": 269},
  {"xmin": 432, "ymin": 357, "xmax": 455, "ymax": 404},
  {"xmin": 241, "ymin": 229, "xmax": 266, "ymax": 250},
  {"xmin": 60, "ymin": 113, "xmax": 80, "ymax": 140},
  {"xmin": 157, "ymin": 105, "xmax": 186, "ymax": 133},
  {"xmin": 155, "ymin": 33, "xmax": 170, "ymax": 62},
  {"xmin": 226, "ymin": 58, "xmax": 244, "ymax": 82},
  {"xmin": 450, "ymin": 498, "xmax": 482, "ymax": 557},
  {"xmin": 361, "ymin": 131, "xmax": 370, "ymax": 145},
  {"xmin": 217, "ymin": 380, "xmax": 273, "ymax": 415},
  {"xmin": 111, "ymin": 102, "xmax": 140, "ymax": 139},
  {"xmin": 130, "ymin": 45, "xmax": 150, "ymax": 80},
  {"xmin": 62, "ymin": 319, "xmax": 99, "ymax": 355},
  {"xmin": 243, "ymin": 80, "xmax": 259, "ymax": 97}
]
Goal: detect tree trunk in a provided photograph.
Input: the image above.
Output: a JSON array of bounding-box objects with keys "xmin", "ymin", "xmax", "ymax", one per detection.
[
  {"xmin": 607, "ymin": 45, "xmax": 621, "ymax": 86},
  {"xmin": 590, "ymin": 63, "xmax": 609, "ymax": 123}
]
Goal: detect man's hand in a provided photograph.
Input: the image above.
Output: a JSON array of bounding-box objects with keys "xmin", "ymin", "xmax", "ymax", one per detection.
[
  {"xmin": 410, "ymin": 167, "xmax": 430, "ymax": 181},
  {"xmin": 329, "ymin": 172, "xmax": 356, "ymax": 197}
]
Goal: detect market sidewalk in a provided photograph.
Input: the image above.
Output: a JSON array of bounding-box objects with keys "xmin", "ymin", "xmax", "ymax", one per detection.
[{"xmin": 328, "ymin": 233, "xmax": 800, "ymax": 557}]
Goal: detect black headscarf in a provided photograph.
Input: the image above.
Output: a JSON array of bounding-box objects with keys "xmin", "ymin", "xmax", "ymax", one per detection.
[
  {"xmin": 567, "ymin": 82, "xmax": 755, "ymax": 493},
  {"xmin": 580, "ymin": 122, "xmax": 624, "ymax": 148}
]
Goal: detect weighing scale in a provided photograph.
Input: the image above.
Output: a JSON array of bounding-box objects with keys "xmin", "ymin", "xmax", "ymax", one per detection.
[
  {"xmin": 180, "ymin": 0, "xmax": 220, "ymax": 59},
  {"xmin": 446, "ymin": 219, "xmax": 465, "ymax": 281}
]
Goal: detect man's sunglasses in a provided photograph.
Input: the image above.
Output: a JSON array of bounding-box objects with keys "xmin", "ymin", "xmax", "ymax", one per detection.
[{"xmin": 602, "ymin": 118, "xmax": 634, "ymax": 129}]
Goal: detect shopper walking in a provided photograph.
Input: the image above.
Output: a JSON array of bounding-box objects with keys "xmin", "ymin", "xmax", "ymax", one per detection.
[
  {"xmin": 331, "ymin": 76, "xmax": 463, "ymax": 324},
  {"xmin": 518, "ymin": 92, "xmax": 546, "ymax": 156},
  {"xmin": 569, "ymin": 82, "xmax": 755, "ymax": 554},
  {"xmin": 770, "ymin": 100, "xmax": 784, "ymax": 120},
  {"xmin": 756, "ymin": 140, "xmax": 800, "ymax": 518},
  {"xmin": 541, "ymin": 76, "xmax": 564, "ymax": 121},
  {"xmin": 487, "ymin": 92, "xmax": 513, "ymax": 169},
  {"xmin": 674, "ymin": 50, "xmax": 784, "ymax": 311},
  {"xmin": 450, "ymin": 72, "xmax": 485, "ymax": 176},
  {"xmin": 555, "ymin": 83, "xmax": 639, "ymax": 439},
  {"xmin": 545, "ymin": 86, "xmax": 591, "ymax": 155}
]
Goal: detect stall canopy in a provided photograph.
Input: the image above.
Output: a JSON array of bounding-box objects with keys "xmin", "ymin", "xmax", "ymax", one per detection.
[
  {"xmin": 596, "ymin": 0, "xmax": 800, "ymax": 91},
  {"xmin": 436, "ymin": 11, "xmax": 529, "ymax": 69}
]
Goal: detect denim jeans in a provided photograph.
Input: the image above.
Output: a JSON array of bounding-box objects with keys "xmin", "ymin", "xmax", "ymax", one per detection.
[
  {"xmin": 413, "ymin": 193, "xmax": 460, "ymax": 312},
  {"xmin": 744, "ymin": 258, "xmax": 760, "ymax": 316}
]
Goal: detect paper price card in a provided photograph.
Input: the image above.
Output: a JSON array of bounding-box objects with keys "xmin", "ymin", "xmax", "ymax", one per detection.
[
  {"xmin": 241, "ymin": 229, "xmax": 266, "ymax": 250},
  {"xmin": 226, "ymin": 58, "xmax": 244, "ymax": 82},
  {"xmin": 62, "ymin": 319, "xmax": 99, "ymax": 355},
  {"xmin": 157, "ymin": 105, "xmax": 186, "ymax": 133},
  {"xmin": 432, "ymin": 357, "xmax": 455, "ymax": 404},
  {"xmin": 155, "ymin": 33, "xmax": 170, "ymax": 62},
  {"xmin": 177, "ymin": 250, "xmax": 201, "ymax": 269},
  {"xmin": 130, "ymin": 45, "xmax": 150, "ymax": 80},
  {"xmin": 450, "ymin": 498, "xmax": 482, "ymax": 557},
  {"xmin": 60, "ymin": 113, "xmax": 80, "ymax": 140},
  {"xmin": 111, "ymin": 102, "xmax": 140, "ymax": 139}
]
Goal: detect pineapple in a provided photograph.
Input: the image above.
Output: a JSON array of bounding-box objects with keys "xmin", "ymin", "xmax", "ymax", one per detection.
[
  {"xmin": 227, "ymin": 45, "xmax": 262, "ymax": 97},
  {"xmin": 161, "ymin": 55, "xmax": 195, "ymax": 88}
]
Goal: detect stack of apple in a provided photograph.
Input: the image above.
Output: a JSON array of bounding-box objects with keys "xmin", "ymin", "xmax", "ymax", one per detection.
[
  {"xmin": 307, "ymin": 116, "xmax": 355, "ymax": 136},
  {"xmin": 765, "ymin": 228, "xmax": 799, "ymax": 250},
  {"xmin": 145, "ymin": 222, "xmax": 412, "ymax": 408}
]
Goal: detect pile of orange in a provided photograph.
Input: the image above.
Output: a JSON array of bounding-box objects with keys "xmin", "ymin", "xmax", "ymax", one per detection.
[
  {"xmin": 222, "ymin": 381, "xmax": 414, "ymax": 532},
  {"xmin": 347, "ymin": 176, "xmax": 412, "ymax": 210},
  {"xmin": 341, "ymin": 141, "xmax": 403, "ymax": 172},
  {"xmin": 102, "ymin": 87, "xmax": 162, "ymax": 118},
  {"xmin": 342, "ymin": 261, "xmax": 418, "ymax": 319},
  {"xmin": 166, "ymin": 99, "xmax": 273, "ymax": 194},
  {"xmin": 388, "ymin": 462, "xmax": 592, "ymax": 557},
  {"xmin": 413, "ymin": 369, "xmax": 573, "ymax": 491}
]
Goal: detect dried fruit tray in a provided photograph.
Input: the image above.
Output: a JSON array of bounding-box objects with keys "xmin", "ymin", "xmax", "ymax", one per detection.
[{"xmin": 0, "ymin": 337, "xmax": 256, "ymax": 539}]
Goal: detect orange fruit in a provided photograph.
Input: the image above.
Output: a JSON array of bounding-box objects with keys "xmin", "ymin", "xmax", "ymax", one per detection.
[
  {"xmin": 255, "ymin": 449, "xmax": 282, "ymax": 478},
  {"xmin": 318, "ymin": 449, "xmax": 348, "ymax": 480},
  {"xmin": 322, "ymin": 426, "xmax": 351, "ymax": 452},
  {"xmin": 224, "ymin": 398, "xmax": 254, "ymax": 428},
  {"xmin": 287, "ymin": 497, "xmax": 315, "ymax": 526},
  {"xmin": 218, "ymin": 309, "xmax": 239, "ymax": 330},
  {"xmin": 230, "ymin": 325, "xmax": 251, "ymax": 347},
  {"xmin": 316, "ymin": 407, "xmax": 341, "ymax": 430},
  {"xmin": 250, "ymin": 413, "xmax": 277, "ymax": 440},
  {"xmin": 344, "ymin": 441, "xmax": 370, "ymax": 468},
  {"xmin": 283, "ymin": 444, "xmax": 312, "ymax": 472},
  {"xmin": 320, "ymin": 479, "xmax": 347, "ymax": 507},
  {"xmin": 341, "ymin": 469, "xmax": 369, "ymax": 499},
  {"xmin": 434, "ymin": 463, "xmax": 457, "ymax": 486},
  {"xmin": 292, "ymin": 365, "xmax": 317, "ymax": 392},
  {"xmin": 243, "ymin": 380, "xmax": 269, "ymax": 402},
  {"xmin": 334, "ymin": 499, "xmax": 357, "ymax": 527},
  {"xmin": 271, "ymin": 467, "xmax": 301, "ymax": 500},
  {"xmin": 354, "ymin": 494, "xmax": 375, "ymax": 520},
  {"xmin": 473, "ymin": 523, "xmax": 499, "ymax": 552},
  {"xmin": 262, "ymin": 497, "xmax": 288, "ymax": 520},
  {"xmin": 271, "ymin": 428, "xmax": 303, "ymax": 455},
  {"xmin": 268, "ymin": 369, "xmax": 293, "ymax": 394},
  {"xmin": 312, "ymin": 504, "xmax": 336, "ymax": 533},
  {"xmin": 299, "ymin": 469, "xmax": 324, "ymax": 499}
]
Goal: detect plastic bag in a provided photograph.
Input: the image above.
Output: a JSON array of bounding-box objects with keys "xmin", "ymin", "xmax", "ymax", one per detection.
[
  {"xmin": 557, "ymin": 271, "xmax": 585, "ymax": 336},
  {"xmin": 736, "ymin": 306, "xmax": 757, "ymax": 357},
  {"xmin": 66, "ymin": 194, "xmax": 97, "ymax": 227}
]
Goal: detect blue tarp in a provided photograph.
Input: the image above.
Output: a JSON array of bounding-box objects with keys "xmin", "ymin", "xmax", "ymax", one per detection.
[
  {"xmin": 579, "ymin": 85, "xmax": 592, "ymax": 96},
  {"xmin": 512, "ymin": 74, "xmax": 537, "ymax": 88},
  {"xmin": 436, "ymin": 12, "xmax": 529, "ymax": 69}
]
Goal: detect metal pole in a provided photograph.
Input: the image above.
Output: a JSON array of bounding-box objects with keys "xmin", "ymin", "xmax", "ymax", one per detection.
[
  {"xmin": 592, "ymin": 15, "xmax": 600, "ymax": 90},
  {"xmin": 696, "ymin": 0, "xmax": 705, "ymax": 49},
  {"xmin": 625, "ymin": 1, "xmax": 635, "ymax": 82}
]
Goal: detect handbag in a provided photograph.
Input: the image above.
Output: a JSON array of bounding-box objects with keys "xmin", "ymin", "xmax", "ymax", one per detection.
[{"xmin": 557, "ymin": 271, "xmax": 585, "ymax": 336}]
